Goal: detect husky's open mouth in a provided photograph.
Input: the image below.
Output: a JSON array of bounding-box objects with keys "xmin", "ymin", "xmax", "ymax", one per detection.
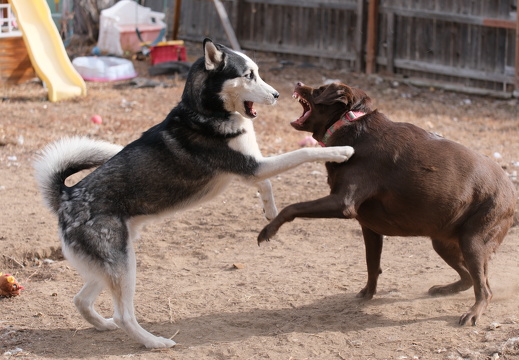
[
  {"xmin": 244, "ymin": 101, "xmax": 257, "ymax": 118},
  {"xmin": 290, "ymin": 91, "xmax": 311, "ymax": 129}
]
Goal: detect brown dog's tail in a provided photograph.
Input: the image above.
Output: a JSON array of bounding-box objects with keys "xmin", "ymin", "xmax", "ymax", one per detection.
[{"xmin": 33, "ymin": 137, "xmax": 123, "ymax": 214}]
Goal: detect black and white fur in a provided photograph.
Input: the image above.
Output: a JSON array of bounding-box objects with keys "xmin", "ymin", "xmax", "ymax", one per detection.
[{"xmin": 34, "ymin": 39, "xmax": 354, "ymax": 349}]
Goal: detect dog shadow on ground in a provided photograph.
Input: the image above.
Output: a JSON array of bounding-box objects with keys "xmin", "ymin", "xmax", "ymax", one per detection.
[{"xmin": 19, "ymin": 292, "xmax": 458, "ymax": 357}]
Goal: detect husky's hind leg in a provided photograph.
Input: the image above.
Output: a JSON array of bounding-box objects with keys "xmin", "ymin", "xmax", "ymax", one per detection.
[
  {"xmin": 74, "ymin": 279, "xmax": 118, "ymax": 331},
  {"xmin": 64, "ymin": 215, "xmax": 175, "ymax": 348},
  {"xmin": 108, "ymin": 242, "xmax": 176, "ymax": 349},
  {"xmin": 63, "ymin": 241, "xmax": 118, "ymax": 331}
]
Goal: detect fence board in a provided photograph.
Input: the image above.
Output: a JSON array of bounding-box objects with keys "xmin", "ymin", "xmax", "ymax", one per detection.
[
  {"xmin": 377, "ymin": 0, "xmax": 516, "ymax": 95},
  {"xmin": 178, "ymin": 0, "xmax": 518, "ymax": 96}
]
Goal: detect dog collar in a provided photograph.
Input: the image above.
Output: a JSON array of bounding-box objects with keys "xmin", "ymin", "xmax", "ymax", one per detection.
[{"xmin": 319, "ymin": 111, "xmax": 365, "ymax": 147}]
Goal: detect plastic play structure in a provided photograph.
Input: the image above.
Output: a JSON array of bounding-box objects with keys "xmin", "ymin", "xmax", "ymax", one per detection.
[
  {"xmin": 0, "ymin": 1, "xmax": 34, "ymax": 83},
  {"xmin": 0, "ymin": 2, "xmax": 20, "ymax": 37},
  {"xmin": 8, "ymin": 0, "xmax": 86, "ymax": 102},
  {"xmin": 97, "ymin": 0, "xmax": 166, "ymax": 56}
]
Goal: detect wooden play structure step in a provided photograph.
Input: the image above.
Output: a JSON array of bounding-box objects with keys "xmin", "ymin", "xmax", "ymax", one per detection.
[
  {"xmin": 0, "ymin": 35, "xmax": 35, "ymax": 84},
  {"xmin": 0, "ymin": 0, "xmax": 34, "ymax": 84}
]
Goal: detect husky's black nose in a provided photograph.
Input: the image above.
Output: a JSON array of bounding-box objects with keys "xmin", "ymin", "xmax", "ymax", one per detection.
[{"xmin": 273, "ymin": 91, "xmax": 280, "ymax": 99}]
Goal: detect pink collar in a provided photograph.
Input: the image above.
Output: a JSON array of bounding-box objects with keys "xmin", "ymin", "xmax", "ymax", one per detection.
[{"xmin": 319, "ymin": 111, "xmax": 365, "ymax": 147}]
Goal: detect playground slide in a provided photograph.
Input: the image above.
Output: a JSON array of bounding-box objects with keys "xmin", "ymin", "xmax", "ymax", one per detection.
[{"xmin": 9, "ymin": 0, "xmax": 86, "ymax": 102}]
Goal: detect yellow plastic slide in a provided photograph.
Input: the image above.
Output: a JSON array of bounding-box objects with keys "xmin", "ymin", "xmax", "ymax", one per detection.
[{"xmin": 9, "ymin": 0, "xmax": 86, "ymax": 102}]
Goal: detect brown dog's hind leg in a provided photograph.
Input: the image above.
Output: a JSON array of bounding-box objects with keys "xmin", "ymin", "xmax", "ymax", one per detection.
[
  {"xmin": 456, "ymin": 211, "xmax": 511, "ymax": 326},
  {"xmin": 428, "ymin": 238, "xmax": 473, "ymax": 296},
  {"xmin": 357, "ymin": 226, "xmax": 383, "ymax": 299},
  {"xmin": 458, "ymin": 235, "xmax": 494, "ymax": 326}
]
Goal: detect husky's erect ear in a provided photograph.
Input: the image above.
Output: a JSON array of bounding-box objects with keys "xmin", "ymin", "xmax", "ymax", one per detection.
[
  {"xmin": 203, "ymin": 38, "xmax": 224, "ymax": 71},
  {"xmin": 314, "ymin": 83, "xmax": 372, "ymax": 111}
]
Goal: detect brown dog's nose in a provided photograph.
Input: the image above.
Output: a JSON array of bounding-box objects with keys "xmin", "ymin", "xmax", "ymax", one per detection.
[{"xmin": 296, "ymin": 82, "xmax": 304, "ymax": 87}]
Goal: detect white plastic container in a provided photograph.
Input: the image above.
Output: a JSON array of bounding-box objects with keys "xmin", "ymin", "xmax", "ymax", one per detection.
[{"xmin": 72, "ymin": 56, "xmax": 137, "ymax": 82}]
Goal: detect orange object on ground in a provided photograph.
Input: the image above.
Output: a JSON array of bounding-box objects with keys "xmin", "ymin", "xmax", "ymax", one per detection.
[{"xmin": 0, "ymin": 272, "xmax": 23, "ymax": 297}]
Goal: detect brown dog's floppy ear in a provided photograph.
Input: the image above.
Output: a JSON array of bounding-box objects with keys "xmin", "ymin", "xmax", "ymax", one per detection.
[
  {"xmin": 314, "ymin": 83, "xmax": 372, "ymax": 111},
  {"xmin": 314, "ymin": 83, "xmax": 348, "ymax": 106}
]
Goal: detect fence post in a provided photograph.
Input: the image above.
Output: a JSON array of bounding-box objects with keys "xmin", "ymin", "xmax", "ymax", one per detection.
[
  {"xmin": 366, "ymin": 0, "xmax": 378, "ymax": 74},
  {"xmin": 355, "ymin": 0, "xmax": 364, "ymax": 72},
  {"xmin": 172, "ymin": 0, "xmax": 182, "ymax": 40},
  {"xmin": 213, "ymin": 0, "xmax": 241, "ymax": 51},
  {"xmin": 515, "ymin": 0, "xmax": 519, "ymax": 95}
]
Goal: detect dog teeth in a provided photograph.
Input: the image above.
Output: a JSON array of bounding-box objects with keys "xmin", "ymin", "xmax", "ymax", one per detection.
[
  {"xmin": 293, "ymin": 92, "xmax": 310, "ymax": 108},
  {"xmin": 293, "ymin": 93, "xmax": 304, "ymax": 101}
]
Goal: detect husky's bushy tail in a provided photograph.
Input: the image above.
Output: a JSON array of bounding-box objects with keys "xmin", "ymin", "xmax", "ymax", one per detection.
[{"xmin": 34, "ymin": 137, "xmax": 123, "ymax": 214}]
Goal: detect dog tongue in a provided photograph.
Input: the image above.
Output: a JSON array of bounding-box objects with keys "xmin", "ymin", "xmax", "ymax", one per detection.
[{"xmin": 244, "ymin": 101, "xmax": 257, "ymax": 117}]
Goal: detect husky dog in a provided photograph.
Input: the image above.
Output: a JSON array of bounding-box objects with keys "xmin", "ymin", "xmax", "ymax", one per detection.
[{"xmin": 34, "ymin": 39, "xmax": 354, "ymax": 349}]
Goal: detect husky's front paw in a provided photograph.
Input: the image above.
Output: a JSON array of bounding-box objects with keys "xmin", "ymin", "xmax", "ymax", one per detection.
[
  {"xmin": 94, "ymin": 318, "xmax": 119, "ymax": 331},
  {"xmin": 143, "ymin": 336, "xmax": 177, "ymax": 349},
  {"xmin": 326, "ymin": 146, "xmax": 355, "ymax": 162}
]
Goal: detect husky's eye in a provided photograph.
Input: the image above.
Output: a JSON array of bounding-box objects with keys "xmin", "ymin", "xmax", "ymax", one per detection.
[{"xmin": 244, "ymin": 71, "xmax": 254, "ymax": 80}]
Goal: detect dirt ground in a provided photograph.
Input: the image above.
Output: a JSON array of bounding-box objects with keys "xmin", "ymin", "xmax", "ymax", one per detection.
[{"xmin": 1, "ymin": 46, "xmax": 519, "ymax": 359}]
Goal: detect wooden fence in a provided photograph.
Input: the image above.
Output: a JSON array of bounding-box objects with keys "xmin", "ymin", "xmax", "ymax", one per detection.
[{"xmin": 177, "ymin": 0, "xmax": 519, "ymax": 97}]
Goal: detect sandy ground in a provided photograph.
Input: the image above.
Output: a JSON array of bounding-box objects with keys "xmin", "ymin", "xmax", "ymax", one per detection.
[{"xmin": 1, "ymin": 48, "xmax": 519, "ymax": 359}]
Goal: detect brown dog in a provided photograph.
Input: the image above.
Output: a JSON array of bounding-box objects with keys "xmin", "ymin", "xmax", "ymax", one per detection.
[{"xmin": 258, "ymin": 81, "xmax": 516, "ymax": 326}]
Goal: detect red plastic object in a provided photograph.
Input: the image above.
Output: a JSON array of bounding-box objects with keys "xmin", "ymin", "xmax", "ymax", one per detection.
[{"xmin": 150, "ymin": 45, "xmax": 187, "ymax": 65}]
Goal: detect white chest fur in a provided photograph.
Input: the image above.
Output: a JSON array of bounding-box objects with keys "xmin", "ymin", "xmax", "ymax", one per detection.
[{"xmin": 226, "ymin": 114, "xmax": 263, "ymax": 159}]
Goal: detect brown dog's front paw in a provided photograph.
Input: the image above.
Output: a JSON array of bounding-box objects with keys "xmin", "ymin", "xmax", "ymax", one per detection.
[{"xmin": 257, "ymin": 226, "xmax": 272, "ymax": 245}]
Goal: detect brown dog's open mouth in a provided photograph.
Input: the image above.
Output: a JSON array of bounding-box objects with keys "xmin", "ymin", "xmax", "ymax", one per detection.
[
  {"xmin": 244, "ymin": 101, "xmax": 257, "ymax": 118},
  {"xmin": 291, "ymin": 91, "xmax": 311, "ymax": 129}
]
